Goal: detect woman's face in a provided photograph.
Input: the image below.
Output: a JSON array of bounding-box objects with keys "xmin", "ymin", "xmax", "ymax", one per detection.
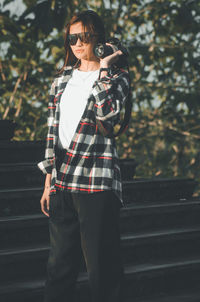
[{"xmin": 69, "ymin": 22, "xmax": 98, "ymax": 61}]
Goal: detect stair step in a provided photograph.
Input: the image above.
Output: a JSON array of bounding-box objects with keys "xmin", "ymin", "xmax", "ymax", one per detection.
[
  {"xmin": 1, "ymin": 199, "xmax": 200, "ymax": 248},
  {"xmin": 134, "ymin": 288, "xmax": 200, "ymax": 302},
  {"xmin": 122, "ymin": 178, "xmax": 197, "ymax": 202},
  {"xmin": 0, "ymin": 187, "xmax": 43, "ymax": 217},
  {"xmin": 0, "ymin": 245, "xmax": 51, "ymax": 283},
  {"xmin": 0, "ymin": 164, "xmax": 44, "ymax": 189},
  {"xmin": 0, "ymin": 140, "xmax": 45, "ymax": 164},
  {"xmin": 124, "ymin": 258, "xmax": 200, "ymax": 299},
  {"xmin": 1, "ymin": 259, "xmax": 200, "ymax": 302},
  {"xmin": 0, "ymin": 214, "xmax": 49, "ymax": 249},
  {"xmin": 122, "ymin": 226, "xmax": 200, "ymax": 264},
  {"xmin": 125, "ymin": 257, "xmax": 200, "ymax": 274},
  {"xmin": 121, "ymin": 198, "xmax": 200, "ymax": 232},
  {"xmin": 1, "ymin": 184, "xmax": 200, "ymax": 217},
  {"xmin": 1, "ymin": 226, "xmax": 200, "ymax": 282}
]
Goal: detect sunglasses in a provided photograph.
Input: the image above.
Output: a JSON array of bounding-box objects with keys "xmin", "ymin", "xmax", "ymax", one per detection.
[{"xmin": 68, "ymin": 32, "xmax": 97, "ymax": 45}]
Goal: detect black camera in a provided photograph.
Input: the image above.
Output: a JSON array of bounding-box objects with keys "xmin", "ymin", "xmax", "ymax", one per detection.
[{"xmin": 93, "ymin": 38, "xmax": 129, "ymax": 68}]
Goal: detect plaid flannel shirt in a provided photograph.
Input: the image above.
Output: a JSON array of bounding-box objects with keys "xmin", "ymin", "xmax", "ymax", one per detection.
[{"xmin": 37, "ymin": 65, "xmax": 130, "ymax": 205}]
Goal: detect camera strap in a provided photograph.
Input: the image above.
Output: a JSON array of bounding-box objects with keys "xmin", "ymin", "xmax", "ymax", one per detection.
[
  {"xmin": 114, "ymin": 86, "xmax": 132, "ymax": 137},
  {"xmin": 96, "ymin": 66, "xmax": 132, "ymax": 138}
]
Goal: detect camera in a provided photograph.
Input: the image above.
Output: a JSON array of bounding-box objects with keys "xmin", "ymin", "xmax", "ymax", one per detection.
[{"xmin": 93, "ymin": 38, "xmax": 129, "ymax": 68}]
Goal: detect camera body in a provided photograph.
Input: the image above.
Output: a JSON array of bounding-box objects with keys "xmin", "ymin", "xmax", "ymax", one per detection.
[{"xmin": 93, "ymin": 38, "xmax": 129, "ymax": 68}]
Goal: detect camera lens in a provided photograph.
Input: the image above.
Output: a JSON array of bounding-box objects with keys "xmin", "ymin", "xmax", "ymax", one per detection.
[{"xmin": 93, "ymin": 43, "xmax": 106, "ymax": 58}]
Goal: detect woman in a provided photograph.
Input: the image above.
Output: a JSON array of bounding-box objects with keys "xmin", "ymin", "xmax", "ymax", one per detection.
[{"xmin": 38, "ymin": 9, "xmax": 130, "ymax": 302}]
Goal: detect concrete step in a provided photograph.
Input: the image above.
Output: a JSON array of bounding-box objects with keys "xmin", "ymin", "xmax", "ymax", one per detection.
[
  {"xmin": 122, "ymin": 226, "xmax": 200, "ymax": 265},
  {"xmin": 133, "ymin": 288, "xmax": 200, "ymax": 302},
  {"xmin": 1, "ymin": 185, "xmax": 200, "ymax": 222},
  {"xmin": 0, "ymin": 141, "xmax": 45, "ymax": 164},
  {"xmin": 1, "ymin": 226, "xmax": 200, "ymax": 282},
  {"xmin": 122, "ymin": 178, "xmax": 197, "ymax": 202},
  {"xmin": 0, "ymin": 187, "xmax": 43, "ymax": 217},
  {"xmin": 1, "ymin": 199, "xmax": 200, "ymax": 249},
  {"xmin": 124, "ymin": 258, "xmax": 200, "ymax": 299},
  {"xmin": 1, "ymin": 259, "xmax": 200, "ymax": 302},
  {"xmin": 120, "ymin": 198, "xmax": 200, "ymax": 233},
  {"xmin": 0, "ymin": 163, "xmax": 44, "ymax": 189},
  {"xmin": 0, "ymin": 213, "xmax": 49, "ymax": 249}
]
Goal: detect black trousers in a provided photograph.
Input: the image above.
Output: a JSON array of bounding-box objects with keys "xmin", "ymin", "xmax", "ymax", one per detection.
[{"xmin": 43, "ymin": 187, "xmax": 124, "ymax": 302}]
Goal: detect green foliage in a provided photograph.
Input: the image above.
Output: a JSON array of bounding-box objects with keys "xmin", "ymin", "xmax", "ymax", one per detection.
[{"xmin": 0, "ymin": 0, "xmax": 200, "ymax": 191}]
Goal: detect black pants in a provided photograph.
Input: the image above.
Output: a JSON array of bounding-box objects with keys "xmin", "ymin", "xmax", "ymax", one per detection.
[{"xmin": 44, "ymin": 186, "xmax": 124, "ymax": 302}]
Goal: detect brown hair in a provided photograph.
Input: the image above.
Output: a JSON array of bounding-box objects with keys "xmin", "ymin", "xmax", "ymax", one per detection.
[{"xmin": 59, "ymin": 10, "xmax": 106, "ymax": 73}]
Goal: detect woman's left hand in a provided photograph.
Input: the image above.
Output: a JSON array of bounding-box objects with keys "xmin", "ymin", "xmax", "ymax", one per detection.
[{"xmin": 100, "ymin": 43, "xmax": 123, "ymax": 68}]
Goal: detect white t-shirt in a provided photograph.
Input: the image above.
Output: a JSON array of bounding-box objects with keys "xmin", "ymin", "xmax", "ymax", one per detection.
[{"xmin": 58, "ymin": 68, "xmax": 99, "ymax": 149}]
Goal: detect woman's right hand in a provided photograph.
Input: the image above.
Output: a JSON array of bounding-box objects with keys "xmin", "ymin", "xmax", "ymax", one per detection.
[{"xmin": 40, "ymin": 174, "xmax": 52, "ymax": 217}]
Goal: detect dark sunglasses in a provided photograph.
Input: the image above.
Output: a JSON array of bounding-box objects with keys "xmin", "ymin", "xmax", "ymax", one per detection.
[{"xmin": 68, "ymin": 32, "xmax": 97, "ymax": 45}]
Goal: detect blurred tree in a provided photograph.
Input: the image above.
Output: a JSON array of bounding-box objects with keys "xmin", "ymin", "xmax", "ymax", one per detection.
[
  {"xmin": 0, "ymin": 0, "xmax": 88, "ymax": 139},
  {"xmin": 113, "ymin": 0, "xmax": 200, "ymax": 191},
  {"xmin": 0, "ymin": 0, "xmax": 199, "ymax": 190}
]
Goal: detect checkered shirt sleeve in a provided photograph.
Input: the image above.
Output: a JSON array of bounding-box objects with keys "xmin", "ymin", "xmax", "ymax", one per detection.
[{"xmin": 92, "ymin": 68, "xmax": 130, "ymax": 136}]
